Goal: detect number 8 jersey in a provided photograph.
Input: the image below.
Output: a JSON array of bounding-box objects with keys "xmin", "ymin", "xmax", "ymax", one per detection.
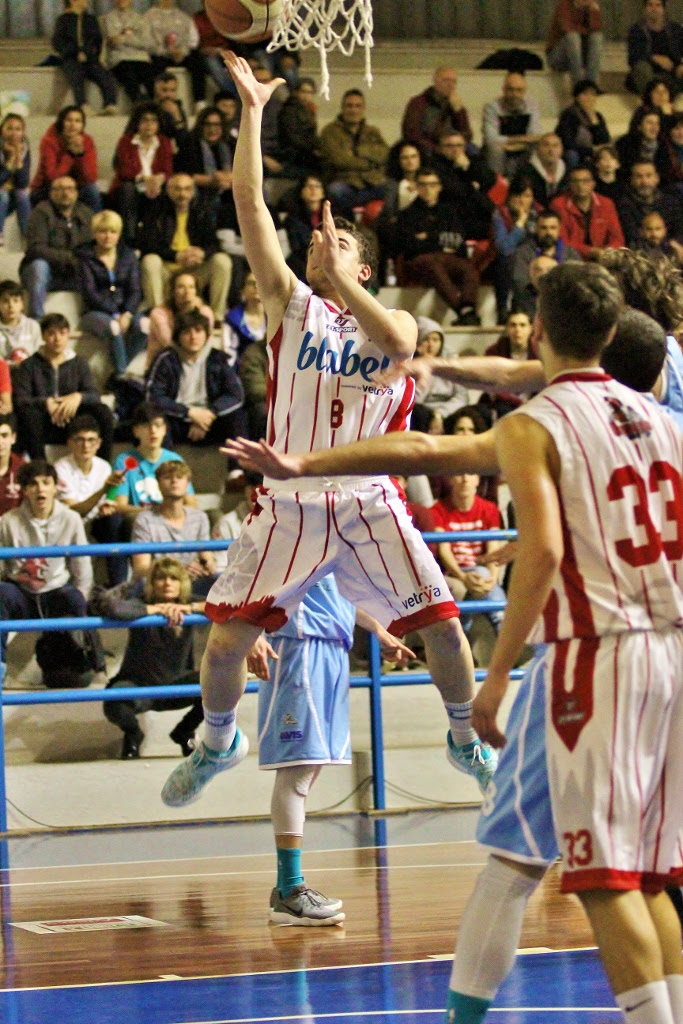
[
  {"xmin": 266, "ymin": 281, "xmax": 416, "ymax": 464},
  {"xmin": 513, "ymin": 369, "xmax": 683, "ymax": 642}
]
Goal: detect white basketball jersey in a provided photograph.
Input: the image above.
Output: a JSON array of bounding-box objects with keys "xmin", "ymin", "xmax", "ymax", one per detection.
[
  {"xmin": 266, "ymin": 282, "xmax": 415, "ymax": 461},
  {"xmin": 513, "ymin": 370, "xmax": 683, "ymax": 643}
]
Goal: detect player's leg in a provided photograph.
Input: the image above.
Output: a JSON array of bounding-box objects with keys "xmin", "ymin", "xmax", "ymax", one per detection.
[{"xmin": 647, "ymin": 890, "xmax": 683, "ymax": 1022}]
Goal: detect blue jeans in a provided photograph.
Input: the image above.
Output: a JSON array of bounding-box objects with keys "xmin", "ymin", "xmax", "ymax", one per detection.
[
  {"xmin": 0, "ymin": 187, "xmax": 30, "ymax": 236},
  {"xmin": 80, "ymin": 310, "xmax": 148, "ymax": 375},
  {"xmin": 20, "ymin": 258, "xmax": 74, "ymax": 319},
  {"xmin": 547, "ymin": 30, "xmax": 603, "ymax": 84},
  {"xmin": 449, "ymin": 566, "xmax": 506, "ymax": 635}
]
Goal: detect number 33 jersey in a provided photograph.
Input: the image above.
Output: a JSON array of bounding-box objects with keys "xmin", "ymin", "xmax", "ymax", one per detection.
[
  {"xmin": 266, "ymin": 282, "xmax": 416, "ymax": 465},
  {"xmin": 514, "ymin": 370, "xmax": 683, "ymax": 642}
]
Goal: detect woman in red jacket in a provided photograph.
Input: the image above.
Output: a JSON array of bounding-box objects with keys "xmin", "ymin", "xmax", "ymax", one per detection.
[
  {"xmin": 30, "ymin": 105, "xmax": 101, "ymax": 212},
  {"xmin": 108, "ymin": 102, "xmax": 174, "ymax": 244}
]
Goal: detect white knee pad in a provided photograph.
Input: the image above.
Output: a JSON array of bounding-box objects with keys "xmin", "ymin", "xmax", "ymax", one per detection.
[{"xmin": 271, "ymin": 764, "xmax": 321, "ymax": 837}]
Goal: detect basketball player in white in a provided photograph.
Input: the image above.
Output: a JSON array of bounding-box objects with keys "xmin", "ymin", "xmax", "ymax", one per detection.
[{"xmin": 161, "ymin": 52, "xmax": 497, "ymax": 810}]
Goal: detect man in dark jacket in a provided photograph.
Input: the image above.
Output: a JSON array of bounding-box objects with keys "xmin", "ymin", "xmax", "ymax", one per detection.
[
  {"xmin": 431, "ymin": 132, "xmax": 495, "ymax": 239},
  {"xmin": 20, "ymin": 176, "xmax": 93, "ymax": 318},
  {"xmin": 145, "ymin": 308, "xmax": 246, "ymax": 446},
  {"xmin": 395, "ymin": 168, "xmax": 480, "ymax": 325},
  {"xmin": 137, "ymin": 173, "xmax": 232, "ymax": 320},
  {"xmin": 52, "ymin": 0, "xmax": 118, "ymax": 112},
  {"xmin": 511, "ymin": 209, "xmax": 581, "ymax": 315},
  {"xmin": 617, "ymin": 158, "xmax": 683, "ymax": 247},
  {"xmin": 277, "ymin": 77, "xmax": 321, "ymax": 178},
  {"xmin": 627, "ymin": 0, "xmax": 683, "ymax": 95},
  {"xmin": 401, "ymin": 67, "xmax": 473, "ymax": 155}
]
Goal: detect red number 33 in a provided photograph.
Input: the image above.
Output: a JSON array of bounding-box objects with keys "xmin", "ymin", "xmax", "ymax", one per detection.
[
  {"xmin": 607, "ymin": 460, "xmax": 683, "ymax": 567},
  {"xmin": 563, "ymin": 829, "xmax": 593, "ymax": 868}
]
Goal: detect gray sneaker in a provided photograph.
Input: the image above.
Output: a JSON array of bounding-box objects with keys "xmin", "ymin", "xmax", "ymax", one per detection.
[
  {"xmin": 161, "ymin": 729, "xmax": 249, "ymax": 807},
  {"xmin": 269, "ymin": 885, "xmax": 345, "ymax": 926},
  {"xmin": 446, "ymin": 732, "xmax": 498, "ymax": 795}
]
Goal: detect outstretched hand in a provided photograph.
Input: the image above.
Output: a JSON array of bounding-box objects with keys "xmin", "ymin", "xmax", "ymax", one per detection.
[
  {"xmin": 221, "ymin": 437, "xmax": 304, "ymax": 480},
  {"xmin": 221, "ymin": 50, "xmax": 285, "ymax": 109},
  {"xmin": 375, "ymin": 355, "xmax": 435, "ymax": 393}
]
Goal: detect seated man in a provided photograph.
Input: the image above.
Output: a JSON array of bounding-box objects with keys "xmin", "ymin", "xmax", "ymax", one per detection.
[
  {"xmin": 482, "ymin": 72, "xmax": 541, "ymax": 177},
  {"xmin": 617, "ymin": 159, "xmax": 683, "ymax": 248},
  {"xmin": 550, "ymin": 163, "xmax": 625, "ymax": 257},
  {"xmin": 137, "ymin": 173, "xmax": 232, "ymax": 321},
  {"xmin": 546, "ymin": 0, "xmax": 603, "ymax": 85},
  {"xmin": 0, "ymin": 460, "xmax": 93, "ymax": 685},
  {"xmin": 19, "ymin": 176, "xmax": 93, "ymax": 319},
  {"xmin": 319, "ymin": 89, "xmax": 389, "ymax": 219},
  {"xmin": 0, "ymin": 414, "xmax": 25, "ymax": 517},
  {"xmin": 518, "ymin": 133, "xmax": 569, "ymax": 205},
  {"xmin": 395, "ymin": 167, "xmax": 480, "ymax": 325},
  {"xmin": 152, "ymin": 70, "xmax": 190, "ymax": 147},
  {"xmin": 511, "ymin": 208, "xmax": 581, "ymax": 315},
  {"xmin": 430, "ymin": 132, "xmax": 495, "ymax": 240},
  {"xmin": 401, "ymin": 66, "xmax": 473, "ymax": 156},
  {"xmin": 131, "ymin": 460, "xmax": 216, "ymax": 596},
  {"xmin": 627, "ymin": 0, "xmax": 683, "ymax": 96},
  {"xmin": 12, "ymin": 313, "xmax": 115, "ymax": 460}
]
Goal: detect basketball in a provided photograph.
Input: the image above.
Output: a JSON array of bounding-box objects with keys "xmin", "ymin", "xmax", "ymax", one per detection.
[{"xmin": 205, "ymin": 0, "xmax": 284, "ymax": 43}]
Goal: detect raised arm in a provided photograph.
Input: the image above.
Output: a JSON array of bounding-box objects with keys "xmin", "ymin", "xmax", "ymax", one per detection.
[
  {"xmin": 222, "ymin": 51, "xmax": 297, "ymax": 333},
  {"xmin": 420, "ymin": 353, "xmax": 545, "ymax": 393}
]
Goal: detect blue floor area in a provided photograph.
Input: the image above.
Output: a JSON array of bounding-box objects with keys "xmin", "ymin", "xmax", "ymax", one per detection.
[{"xmin": 0, "ymin": 950, "xmax": 618, "ymax": 1024}]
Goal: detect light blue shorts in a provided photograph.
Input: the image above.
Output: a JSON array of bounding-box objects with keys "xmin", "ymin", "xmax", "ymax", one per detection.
[
  {"xmin": 257, "ymin": 634, "xmax": 351, "ymax": 770},
  {"xmin": 476, "ymin": 650, "xmax": 559, "ymax": 866}
]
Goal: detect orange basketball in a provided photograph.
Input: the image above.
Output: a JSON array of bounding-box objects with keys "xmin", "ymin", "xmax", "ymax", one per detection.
[{"xmin": 205, "ymin": 0, "xmax": 284, "ymax": 43}]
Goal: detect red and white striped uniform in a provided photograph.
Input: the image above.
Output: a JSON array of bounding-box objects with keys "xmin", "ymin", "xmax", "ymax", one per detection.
[
  {"xmin": 206, "ymin": 281, "xmax": 458, "ymax": 635},
  {"xmin": 514, "ymin": 369, "xmax": 683, "ymax": 893}
]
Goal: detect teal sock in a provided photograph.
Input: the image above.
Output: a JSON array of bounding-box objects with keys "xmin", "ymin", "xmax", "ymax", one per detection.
[
  {"xmin": 445, "ymin": 990, "xmax": 491, "ymax": 1024},
  {"xmin": 277, "ymin": 847, "xmax": 304, "ymax": 897}
]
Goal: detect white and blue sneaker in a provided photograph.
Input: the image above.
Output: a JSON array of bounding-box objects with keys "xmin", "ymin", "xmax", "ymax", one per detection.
[
  {"xmin": 446, "ymin": 733, "xmax": 498, "ymax": 795},
  {"xmin": 161, "ymin": 728, "xmax": 249, "ymax": 807},
  {"xmin": 269, "ymin": 885, "xmax": 345, "ymax": 926}
]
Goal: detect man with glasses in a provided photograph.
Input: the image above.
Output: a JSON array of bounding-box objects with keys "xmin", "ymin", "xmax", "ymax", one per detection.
[
  {"xmin": 20, "ymin": 175, "xmax": 93, "ymax": 318},
  {"xmin": 551, "ymin": 163, "xmax": 624, "ymax": 257},
  {"xmin": 431, "ymin": 131, "xmax": 495, "ymax": 240},
  {"xmin": 396, "ymin": 167, "xmax": 481, "ymax": 325}
]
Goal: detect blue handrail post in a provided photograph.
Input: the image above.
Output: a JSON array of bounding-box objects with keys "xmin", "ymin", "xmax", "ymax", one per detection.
[
  {"xmin": 368, "ymin": 633, "xmax": 386, "ymax": 811},
  {"xmin": 0, "ymin": 626, "xmax": 7, "ymax": 835}
]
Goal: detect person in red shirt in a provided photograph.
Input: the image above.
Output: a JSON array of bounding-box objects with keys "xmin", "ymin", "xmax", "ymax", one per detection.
[
  {"xmin": 0, "ymin": 414, "xmax": 24, "ymax": 517},
  {"xmin": 550, "ymin": 163, "xmax": 624, "ymax": 257},
  {"xmin": 546, "ymin": 0, "xmax": 603, "ymax": 86},
  {"xmin": 431, "ymin": 473, "xmax": 506, "ymax": 636},
  {"xmin": 30, "ymin": 106, "xmax": 101, "ymax": 213}
]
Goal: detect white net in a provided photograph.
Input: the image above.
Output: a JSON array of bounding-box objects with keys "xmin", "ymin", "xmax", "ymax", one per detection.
[{"xmin": 267, "ymin": 0, "xmax": 374, "ymax": 101}]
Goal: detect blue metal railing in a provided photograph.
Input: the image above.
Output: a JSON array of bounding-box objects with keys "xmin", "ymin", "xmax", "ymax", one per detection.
[{"xmin": 0, "ymin": 530, "xmax": 520, "ymax": 833}]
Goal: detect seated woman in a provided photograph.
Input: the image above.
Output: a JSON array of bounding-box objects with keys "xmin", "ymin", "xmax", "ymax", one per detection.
[
  {"xmin": 222, "ymin": 270, "xmax": 266, "ymax": 367},
  {"xmin": 0, "ymin": 113, "xmax": 30, "ymax": 245},
  {"xmin": 77, "ymin": 209, "xmax": 148, "ymax": 378},
  {"xmin": 145, "ymin": 307, "xmax": 246, "ymax": 446},
  {"xmin": 490, "ymin": 175, "xmax": 538, "ymax": 324},
  {"xmin": 91, "ymin": 556, "xmax": 205, "ymax": 759},
  {"xmin": 279, "ymin": 174, "xmax": 327, "ymax": 280},
  {"xmin": 411, "ymin": 316, "xmax": 467, "ymax": 435},
  {"xmin": 478, "ymin": 308, "xmax": 536, "ymax": 422},
  {"xmin": 629, "ymin": 76, "xmax": 675, "ymax": 134},
  {"xmin": 173, "ymin": 105, "xmax": 235, "ymax": 225},
  {"xmin": 30, "ymin": 105, "xmax": 101, "ymax": 212},
  {"xmin": 555, "ymin": 78, "xmax": 610, "ymax": 168},
  {"xmin": 108, "ymin": 102, "xmax": 173, "ymax": 244},
  {"xmin": 615, "ymin": 106, "xmax": 666, "ymax": 181},
  {"xmin": 145, "ymin": 267, "xmax": 213, "ymax": 370}
]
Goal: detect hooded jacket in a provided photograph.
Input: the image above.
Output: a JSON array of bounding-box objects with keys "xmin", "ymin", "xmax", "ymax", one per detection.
[
  {"xmin": 413, "ymin": 316, "xmax": 468, "ymax": 418},
  {"xmin": 0, "ymin": 498, "xmax": 92, "ymax": 596}
]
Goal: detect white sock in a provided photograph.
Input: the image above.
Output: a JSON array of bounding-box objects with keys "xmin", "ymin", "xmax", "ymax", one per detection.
[
  {"xmin": 665, "ymin": 975, "xmax": 683, "ymax": 1022},
  {"xmin": 444, "ymin": 700, "xmax": 478, "ymax": 746},
  {"xmin": 616, "ymin": 981, "xmax": 674, "ymax": 1024},
  {"xmin": 203, "ymin": 707, "xmax": 236, "ymax": 752},
  {"xmin": 449, "ymin": 856, "xmax": 542, "ymax": 1000}
]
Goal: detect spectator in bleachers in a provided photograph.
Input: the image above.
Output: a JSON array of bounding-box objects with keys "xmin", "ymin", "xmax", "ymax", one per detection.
[
  {"xmin": 631, "ymin": 76, "xmax": 676, "ymax": 130},
  {"xmin": 411, "ymin": 317, "xmax": 467, "ymax": 435},
  {"xmin": 491, "ymin": 175, "xmax": 538, "ymax": 323},
  {"xmin": 478, "ymin": 309, "xmax": 537, "ymax": 421},
  {"xmin": 101, "ymin": 0, "xmax": 156, "ymax": 104},
  {"xmin": 109, "ymin": 103, "xmax": 173, "ymax": 244},
  {"xmin": 555, "ymin": 79, "xmax": 610, "ymax": 167},
  {"xmin": 92, "ymin": 556, "xmax": 204, "ymax": 759},
  {"xmin": 193, "ymin": 3, "xmax": 237, "ymax": 96},
  {"xmin": 319, "ymin": 89, "xmax": 389, "ymax": 220},
  {"xmin": 30, "ymin": 107, "xmax": 101, "ymax": 213},
  {"xmin": 510, "ymin": 208, "xmax": 580, "ymax": 317},
  {"xmin": 519, "ymin": 132, "xmax": 569, "ymax": 205},
  {"xmin": 279, "ymin": 174, "xmax": 326, "ymax": 280},
  {"xmin": 634, "ymin": 210, "xmax": 682, "ymax": 263},
  {"xmin": 277, "ymin": 77, "xmax": 321, "ymax": 178},
  {"xmin": 137, "ymin": 173, "xmax": 232, "ymax": 321},
  {"xmin": 551, "ymin": 163, "xmax": 624, "ymax": 257},
  {"xmin": 482, "ymin": 72, "xmax": 541, "ymax": 178},
  {"xmin": 0, "ymin": 458, "xmax": 94, "ymax": 680},
  {"xmin": 12, "ymin": 312, "xmax": 114, "ymax": 460},
  {"xmin": 429, "ymin": 132, "xmax": 494, "ymax": 241},
  {"xmin": 144, "ymin": 0, "xmax": 207, "ymax": 115},
  {"xmin": 627, "ymin": 0, "xmax": 683, "ymax": 97},
  {"xmin": 0, "ymin": 415, "xmax": 24, "ymax": 516},
  {"xmin": 396, "ymin": 167, "xmax": 480, "ymax": 326},
  {"xmin": 131, "ymin": 461, "xmax": 216, "ymax": 595},
  {"xmin": 214, "ymin": 90, "xmax": 240, "ymax": 142},
  {"xmin": 54, "ymin": 414, "xmax": 128, "ymax": 587},
  {"xmin": 382, "ymin": 141, "xmax": 422, "ymax": 216},
  {"xmin": 0, "ymin": 114, "xmax": 30, "ymax": 245},
  {"xmin": 174, "ymin": 106, "xmax": 235, "ymax": 226},
  {"xmin": 401, "ymin": 67, "xmax": 472, "ymax": 156},
  {"xmin": 52, "ymin": 0, "xmax": 118, "ymax": 116},
  {"xmin": 223, "ymin": 270, "xmax": 266, "ymax": 368},
  {"xmin": 20, "ymin": 176, "xmax": 93, "ymax": 318},
  {"xmin": 592, "ymin": 143, "xmax": 623, "ymax": 202},
  {"xmin": 0, "ymin": 280, "xmax": 41, "ymax": 366},
  {"xmin": 146, "ymin": 307, "xmax": 245, "ymax": 447},
  {"xmin": 617, "ymin": 158, "xmax": 683, "ymax": 247},
  {"xmin": 615, "ymin": 106, "xmax": 666, "ymax": 180},
  {"xmin": 77, "ymin": 210, "xmax": 147, "ymax": 378},
  {"xmin": 656, "ymin": 111, "xmax": 683, "ymax": 192},
  {"xmin": 251, "ymin": 61, "xmax": 288, "ymax": 178},
  {"xmin": 238, "ymin": 314, "xmax": 268, "ymax": 442},
  {"xmin": 153, "ymin": 71, "xmax": 190, "ymax": 148},
  {"xmin": 145, "ymin": 267, "xmax": 213, "ymax": 371},
  {"xmin": 111, "ymin": 401, "xmax": 196, "ymax": 512},
  {"xmin": 546, "ymin": 0, "xmax": 603, "ymax": 86}
]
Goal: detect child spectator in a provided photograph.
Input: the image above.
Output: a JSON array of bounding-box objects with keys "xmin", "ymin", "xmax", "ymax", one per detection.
[
  {"xmin": 222, "ymin": 271, "xmax": 266, "ymax": 367},
  {"xmin": 52, "ymin": 0, "xmax": 118, "ymax": 115},
  {"xmin": 12, "ymin": 312, "xmax": 114, "ymax": 460},
  {"xmin": 110, "ymin": 401, "xmax": 196, "ymax": 512},
  {"xmin": 411, "ymin": 317, "xmax": 468, "ymax": 435},
  {"xmin": 0, "ymin": 114, "xmax": 31, "ymax": 244},
  {"xmin": 30, "ymin": 106, "xmax": 101, "ymax": 212},
  {"xmin": 145, "ymin": 268, "xmax": 214, "ymax": 371},
  {"xmin": 0, "ymin": 414, "xmax": 25, "ymax": 516},
  {"xmin": 0, "ymin": 280, "xmax": 41, "ymax": 366},
  {"xmin": 108, "ymin": 103, "xmax": 173, "ymax": 245},
  {"xmin": 635, "ymin": 210, "xmax": 682, "ymax": 262},
  {"xmin": 101, "ymin": 0, "xmax": 156, "ymax": 105},
  {"xmin": 592, "ymin": 143, "xmax": 623, "ymax": 203}
]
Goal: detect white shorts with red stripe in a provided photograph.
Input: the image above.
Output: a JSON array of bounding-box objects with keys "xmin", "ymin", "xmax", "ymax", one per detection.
[
  {"xmin": 205, "ymin": 475, "xmax": 458, "ymax": 637},
  {"xmin": 545, "ymin": 628, "xmax": 683, "ymax": 894}
]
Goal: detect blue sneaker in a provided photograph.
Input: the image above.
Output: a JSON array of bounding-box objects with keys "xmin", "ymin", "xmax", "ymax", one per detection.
[
  {"xmin": 161, "ymin": 728, "xmax": 249, "ymax": 807},
  {"xmin": 446, "ymin": 733, "xmax": 498, "ymax": 795}
]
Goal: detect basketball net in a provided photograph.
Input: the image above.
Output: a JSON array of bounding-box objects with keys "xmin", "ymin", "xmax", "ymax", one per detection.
[{"xmin": 267, "ymin": 0, "xmax": 373, "ymax": 101}]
